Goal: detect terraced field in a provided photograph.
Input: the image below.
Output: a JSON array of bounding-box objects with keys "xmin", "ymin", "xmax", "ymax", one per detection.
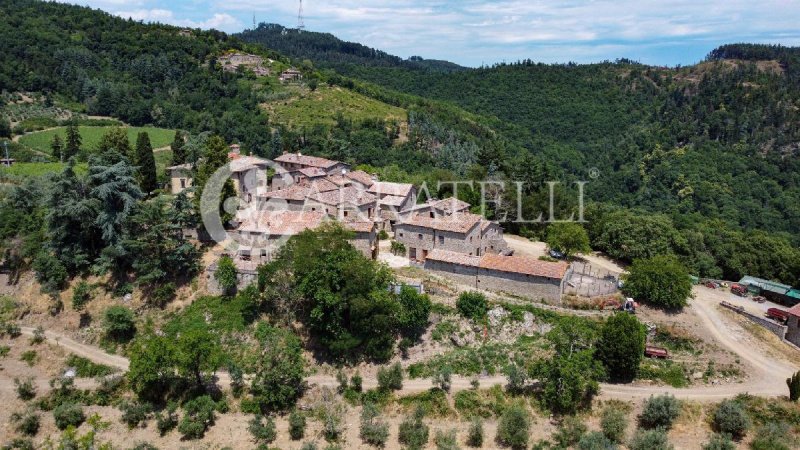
[{"xmin": 17, "ymin": 126, "xmax": 174, "ymax": 154}]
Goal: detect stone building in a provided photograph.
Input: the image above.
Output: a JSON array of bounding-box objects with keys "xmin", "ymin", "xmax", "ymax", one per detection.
[
  {"xmin": 272, "ymin": 152, "xmax": 351, "ymax": 190},
  {"xmin": 786, "ymin": 303, "xmax": 800, "ymax": 347},
  {"xmin": 167, "ymin": 163, "xmax": 192, "ymax": 195},
  {"xmin": 394, "ymin": 212, "xmax": 484, "ymax": 261},
  {"xmin": 369, "ymin": 181, "xmax": 417, "ymax": 230},
  {"xmin": 424, "ymin": 249, "xmax": 571, "ymax": 303}
]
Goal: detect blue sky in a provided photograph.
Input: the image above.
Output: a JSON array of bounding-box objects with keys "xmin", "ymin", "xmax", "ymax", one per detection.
[{"xmin": 58, "ymin": 1, "xmax": 800, "ymax": 67}]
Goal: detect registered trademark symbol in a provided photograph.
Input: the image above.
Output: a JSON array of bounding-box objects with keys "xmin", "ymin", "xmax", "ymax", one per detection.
[{"xmin": 588, "ymin": 167, "xmax": 600, "ymax": 179}]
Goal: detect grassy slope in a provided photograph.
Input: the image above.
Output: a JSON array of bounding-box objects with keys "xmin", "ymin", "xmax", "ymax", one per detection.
[
  {"xmin": 18, "ymin": 126, "xmax": 174, "ymax": 153},
  {"xmin": 264, "ymin": 84, "xmax": 407, "ymax": 129}
]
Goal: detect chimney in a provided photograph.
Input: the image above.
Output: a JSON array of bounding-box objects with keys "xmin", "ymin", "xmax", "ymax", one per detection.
[{"xmin": 341, "ymin": 168, "xmax": 346, "ymax": 175}]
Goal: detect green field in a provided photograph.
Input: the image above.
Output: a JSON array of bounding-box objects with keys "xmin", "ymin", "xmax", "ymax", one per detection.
[
  {"xmin": 18, "ymin": 126, "xmax": 175, "ymax": 154},
  {"xmin": 266, "ymin": 85, "xmax": 407, "ymax": 129},
  {"xmin": 0, "ymin": 162, "xmax": 88, "ymax": 178}
]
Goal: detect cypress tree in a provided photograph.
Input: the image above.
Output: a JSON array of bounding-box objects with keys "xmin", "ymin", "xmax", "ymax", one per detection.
[
  {"xmin": 64, "ymin": 124, "xmax": 81, "ymax": 160},
  {"xmin": 50, "ymin": 134, "xmax": 64, "ymax": 161},
  {"xmin": 135, "ymin": 132, "xmax": 157, "ymax": 194},
  {"xmin": 170, "ymin": 130, "xmax": 186, "ymax": 164}
]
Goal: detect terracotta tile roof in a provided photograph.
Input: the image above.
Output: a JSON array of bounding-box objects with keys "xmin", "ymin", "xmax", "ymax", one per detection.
[
  {"xmin": 238, "ymin": 210, "xmax": 329, "ymax": 235},
  {"xmin": 306, "ymin": 178, "xmax": 340, "ymax": 193},
  {"xmin": 379, "ymin": 195, "xmax": 409, "ymax": 207},
  {"xmin": 298, "ymin": 167, "xmax": 327, "ymax": 178},
  {"xmin": 230, "ymin": 155, "xmax": 270, "ymax": 173},
  {"xmin": 260, "ymin": 184, "xmax": 311, "ymax": 201},
  {"xmin": 787, "ymin": 303, "xmax": 800, "ymax": 318},
  {"xmin": 399, "ymin": 212, "xmax": 483, "ymax": 234},
  {"xmin": 426, "ymin": 249, "xmax": 481, "ymax": 267},
  {"xmin": 275, "ymin": 152, "xmax": 340, "ymax": 169},
  {"xmin": 344, "ymin": 220, "xmax": 376, "ymax": 233},
  {"xmin": 430, "ymin": 197, "xmax": 471, "ymax": 214},
  {"xmin": 345, "ymin": 170, "xmax": 375, "ymax": 187},
  {"xmin": 479, "ymin": 254, "xmax": 569, "ymax": 279},
  {"xmin": 325, "ymin": 174, "xmax": 352, "ymax": 186},
  {"xmin": 168, "ymin": 163, "xmax": 192, "ymax": 171},
  {"xmin": 309, "ymin": 186, "xmax": 377, "ymax": 207},
  {"xmin": 369, "ymin": 181, "xmax": 414, "ymax": 198}
]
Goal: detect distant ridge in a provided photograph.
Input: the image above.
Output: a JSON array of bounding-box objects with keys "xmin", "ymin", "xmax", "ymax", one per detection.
[{"xmin": 236, "ymin": 23, "xmax": 466, "ymax": 72}]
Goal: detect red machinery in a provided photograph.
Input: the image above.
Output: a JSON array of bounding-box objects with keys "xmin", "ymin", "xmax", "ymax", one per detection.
[
  {"xmin": 731, "ymin": 283, "xmax": 748, "ymax": 297},
  {"xmin": 645, "ymin": 345, "xmax": 669, "ymax": 359},
  {"xmin": 767, "ymin": 308, "xmax": 790, "ymax": 324}
]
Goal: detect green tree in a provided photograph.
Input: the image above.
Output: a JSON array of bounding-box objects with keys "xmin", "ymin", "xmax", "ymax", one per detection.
[
  {"xmin": 53, "ymin": 403, "xmax": 85, "ymax": 430},
  {"xmin": 170, "ymin": 130, "xmax": 186, "ymax": 165},
  {"xmin": 398, "ymin": 407, "xmax": 429, "ymax": 450},
  {"xmin": 215, "ymin": 255, "xmax": 237, "ymax": 295},
  {"xmin": 787, "ymin": 370, "xmax": 800, "ymax": 401},
  {"xmin": 248, "ymin": 415, "xmax": 277, "ymax": 446},
  {"xmin": 97, "ymin": 127, "xmax": 132, "ymax": 159},
  {"xmin": 702, "ymin": 434, "xmax": 736, "ymax": 450},
  {"xmin": 596, "ymin": 313, "xmax": 646, "ymax": 381},
  {"xmin": 50, "ymin": 134, "xmax": 64, "ymax": 160},
  {"xmin": 135, "ymin": 132, "xmax": 157, "ymax": 194},
  {"xmin": 360, "ymin": 402, "xmax": 389, "ymax": 446},
  {"xmin": 88, "ymin": 152, "xmax": 144, "ymax": 247},
  {"xmin": 377, "ymin": 362, "xmax": 403, "ymax": 392},
  {"xmin": 624, "ymin": 255, "xmax": 692, "ymax": 309},
  {"xmin": 547, "ymin": 223, "xmax": 591, "ymax": 258},
  {"xmin": 194, "ymin": 135, "xmax": 236, "ymax": 225},
  {"xmin": 398, "ymin": 286, "xmax": 432, "ymax": 338},
  {"xmin": 496, "ymin": 405, "xmax": 530, "ymax": 449},
  {"xmin": 0, "ymin": 116, "xmax": 10, "ymax": 138},
  {"xmin": 103, "ymin": 306, "xmax": 136, "ymax": 341},
  {"xmin": 289, "ymin": 410, "xmax": 306, "ymax": 440},
  {"xmin": 600, "ymin": 405, "xmax": 628, "ymax": 443},
  {"xmin": 629, "ymin": 429, "xmax": 673, "ymax": 450},
  {"xmin": 456, "ymin": 291, "xmax": 488, "ymax": 321},
  {"xmin": 578, "ymin": 431, "xmax": 618, "ymax": 450},
  {"xmin": 127, "ymin": 331, "xmax": 176, "ymax": 401},
  {"xmin": 174, "ymin": 323, "xmax": 222, "ymax": 388},
  {"xmin": 250, "ymin": 324, "xmax": 306, "ymax": 412},
  {"xmin": 64, "ymin": 123, "xmax": 81, "ymax": 160},
  {"xmin": 466, "ymin": 417, "xmax": 483, "ymax": 447}
]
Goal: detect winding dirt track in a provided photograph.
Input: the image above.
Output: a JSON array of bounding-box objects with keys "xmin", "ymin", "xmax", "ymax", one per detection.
[{"xmin": 9, "ymin": 286, "xmax": 798, "ymax": 401}]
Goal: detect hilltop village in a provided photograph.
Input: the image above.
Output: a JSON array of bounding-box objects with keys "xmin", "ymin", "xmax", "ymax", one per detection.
[{"xmin": 169, "ymin": 146, "xmax": 571, "ymax": 303}]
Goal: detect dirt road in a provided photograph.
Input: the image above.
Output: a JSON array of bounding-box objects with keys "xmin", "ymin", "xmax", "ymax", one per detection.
[{"xmin": 14, "ymin": 293, "xmax": 799, "ymax": 401}]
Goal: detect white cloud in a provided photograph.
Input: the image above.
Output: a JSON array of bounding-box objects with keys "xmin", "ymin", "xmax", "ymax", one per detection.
[{"xmin": 114, "ymin": 8, "xmax": 242, "ymax": 30}]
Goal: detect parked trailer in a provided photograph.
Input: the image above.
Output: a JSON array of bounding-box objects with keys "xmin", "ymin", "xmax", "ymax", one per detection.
[
  {"xmin": 731, "ymin": 283, "xmax": 748, "ymax": 297},
  {"xmin": 645, "ymin": 345, "xmax": 669, "ymax": 359},
  {"xmin": 766, "ymin": 308, "xmax": 790, "ymax": 324}
]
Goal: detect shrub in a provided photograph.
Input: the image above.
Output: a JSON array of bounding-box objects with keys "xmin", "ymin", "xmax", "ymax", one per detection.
[
  {"xmin": 577, "ymin": 431, "xmax": 618, "ymax": 450},
  {"xmin": 360, "ymin": 403, "xmax": 389, "ymax": 447},
  {"xmin": 71, "ymin": 280, "xmax": 93, "ymax": 310},
  {"xmin": 702, "ymin": 433, "xmax": 736, "ymax": 450},
  {"xmin": 14, "ymin": 377, "xmax": 36, "ymax": 400},
  {"xmin": 11, "ymin": 409, "xmax": 40, "ymax": 436},
  {"xmin": 467, "ymin": 418, "xmax": 484, "ymax": 447},
  {"xmin": 504, "ymin": 363, "xmax": 527, "ymax": 394},
  {"xmin": 639, "ymin": 394, "xmax": 681, "ymax": 430},
  {"xmin": 629, "ymin": 429, "xmax": 673, "ymax": 450},
  {"xmin": 434, "ymin": 429, "xmax": 460, "ymax": 450},
  {"xmin": 30, "ymin": 326, "xmax": 45, "ymax": 344},
  {"xmin": 283, "ymin": 409, "xmax": 305, "ymax": 440},
  {"xmin": 248, "ymin": 415, "xmax": 277, "ymax": 445},
  {"xmin": 155, "ymin": 404, "xmax": 178, "ymax": 436},
  {"xmin": 600, "ymin": 405, "xmax": 628, "ymax": 443},
  {"xmin": 456, "ymin": 291, "xmax": 488, "ymax": 321},
  {"xmin": 351, "ymin": 373, "xmax": 363, "ymax": 393},
  {"xmin": 750, "ymin": 422, "xmax": 794, "ymax": 450},
  {"xmin": 300, "ymin": 443, "xmax": 318, "ymax": 450},
  {"xmin": 713, "ymin": 400, "xmax": 750, "ymax": 439},
  {"xmin": 433, "ymin": 365, "xmax": 452, "ymax": 392},
  {"xmin": 390, "ymin": 240, "xmax": 406, "ymax": 255},
  {"xmin": 553, "ymin": 416, "xmax": 587, "ymax": 448},
  {"xmin": 178, "ymin": 395, "xmax": 216, "ymax": 439},
  {"xmin": 120, "ymin": 400, "xmax": 152, "ymax": 428},
  {"xmin": 215, "ymin": 255, "xmax": 238, "ymax": 294},
  {"xmin": 103, "ymin": 305, "xmax": 136, "ymax": 341},
  {"xmin": 20, "ymin": 350, "xmax": 37, "ymax": 366},
  {"xmin": 398, "ymin": 407, "xmax": 429, "ymax": 450},
  {"xmin": 65, "ymin": 355, "xmax": 116, "ymax": 377},
  {"xmin": 378, "ymin": 229, "xmax": 389, "ymax": 240},
  {"xmin": 496, "ymin": 405, "xmax": 530, "ymax": 449},
  {"xmin": 5, "ymin": 322, "xmax": 21, "ymax": 337},
  {"xmin": 336, "ymin": 369, "xmax": 349, "ymax": 393},
  {"xmin": 377, "ymin": 362, "xmax": 403, "ymax": 392},
  {"xmin": 53, "ymin": 402, "xmax": 85, "ymax": 430}
]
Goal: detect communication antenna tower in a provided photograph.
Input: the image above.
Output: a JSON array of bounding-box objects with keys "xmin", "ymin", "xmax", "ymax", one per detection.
[
  {"xmin": 297, "ymin": 0, "xmax": 305, "ymax": 31},
  {"xmin": 252, "ymin": 13, "xmax": 256, "ymax": 30}
]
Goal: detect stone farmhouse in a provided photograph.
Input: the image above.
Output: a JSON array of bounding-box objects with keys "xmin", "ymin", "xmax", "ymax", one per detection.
[
  {"xmin": 279, "ymin": 68, "xmax": 303, "ymax": 82},
  {"xmin": 218, "ymin": 52, "xmax": 270, "ymax": 77},
  {"xmin": 423, "ymin": 249, "xmax": 571, "ymax": 304}
]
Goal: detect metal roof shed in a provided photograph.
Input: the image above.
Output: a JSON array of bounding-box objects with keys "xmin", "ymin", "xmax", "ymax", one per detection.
[{"xmin": 738, "ymin": 276, "xmax": 791, "ymax": 295}]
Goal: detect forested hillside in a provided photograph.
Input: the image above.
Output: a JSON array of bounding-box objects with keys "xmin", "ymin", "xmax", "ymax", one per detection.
[{"xmin": 1, "ymin": 0, "xmax": 799, "ymax": 285}]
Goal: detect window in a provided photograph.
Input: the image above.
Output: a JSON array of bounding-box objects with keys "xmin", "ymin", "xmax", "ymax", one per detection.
[
  {"xmin": 343, "ymin": 211, "xmax": 349, "ymax": 217},
  {"xmin": 429, "ymin": 212, "xmax": 435, "ymax": 218},
  {"xmin": 180, "ymin": 178, "xmax": 186, "ymax": 188},
  {"xmin": 438, "ymin": 235, "xmax": 444, "ymax": 244},
  {"xmin": 418, "ymin": 233, "xmax": 423, "ymax": 240},
  {"xmin": 399, "ymin": 232, "xmax": 404, "ymax": 237}
]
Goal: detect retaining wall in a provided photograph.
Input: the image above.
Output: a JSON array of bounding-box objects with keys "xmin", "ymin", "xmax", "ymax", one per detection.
[{"xmin": 719, "ymin": 301, "xmax": 787, "ymax": 339}]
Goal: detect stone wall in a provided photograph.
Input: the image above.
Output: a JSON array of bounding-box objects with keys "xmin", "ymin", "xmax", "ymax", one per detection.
[
  {"xmin": 423, "ymin": 259, "xmax": 563, "ymax": 303},
  {"xmin": 395, "ymin": 223, "xmax": 483, "ymax": 260},
  {"xmin": 206, "ymin": 265, "xmax": 258, "ymax": 295},
  {"xmin": 477, "ymin": 268, "xmax": 563, "ymax": 304},
  {"xmin": 720, "ymin": 301, "xmax": 788, "ymax": 339},
  {"xmin": 785, "ymin": 315, "xmax": 800, "ymax": 347}
]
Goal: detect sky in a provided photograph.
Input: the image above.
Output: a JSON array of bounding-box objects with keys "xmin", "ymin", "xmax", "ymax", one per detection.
[{"xmin": 58, "ymin": 0, "xmax": 800, "ymax": 67}]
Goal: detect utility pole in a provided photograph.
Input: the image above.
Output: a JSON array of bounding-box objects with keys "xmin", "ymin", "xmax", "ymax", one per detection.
[{"xmin": 2, "ymin": 140, "xmax": 9, "ymax": 167}]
